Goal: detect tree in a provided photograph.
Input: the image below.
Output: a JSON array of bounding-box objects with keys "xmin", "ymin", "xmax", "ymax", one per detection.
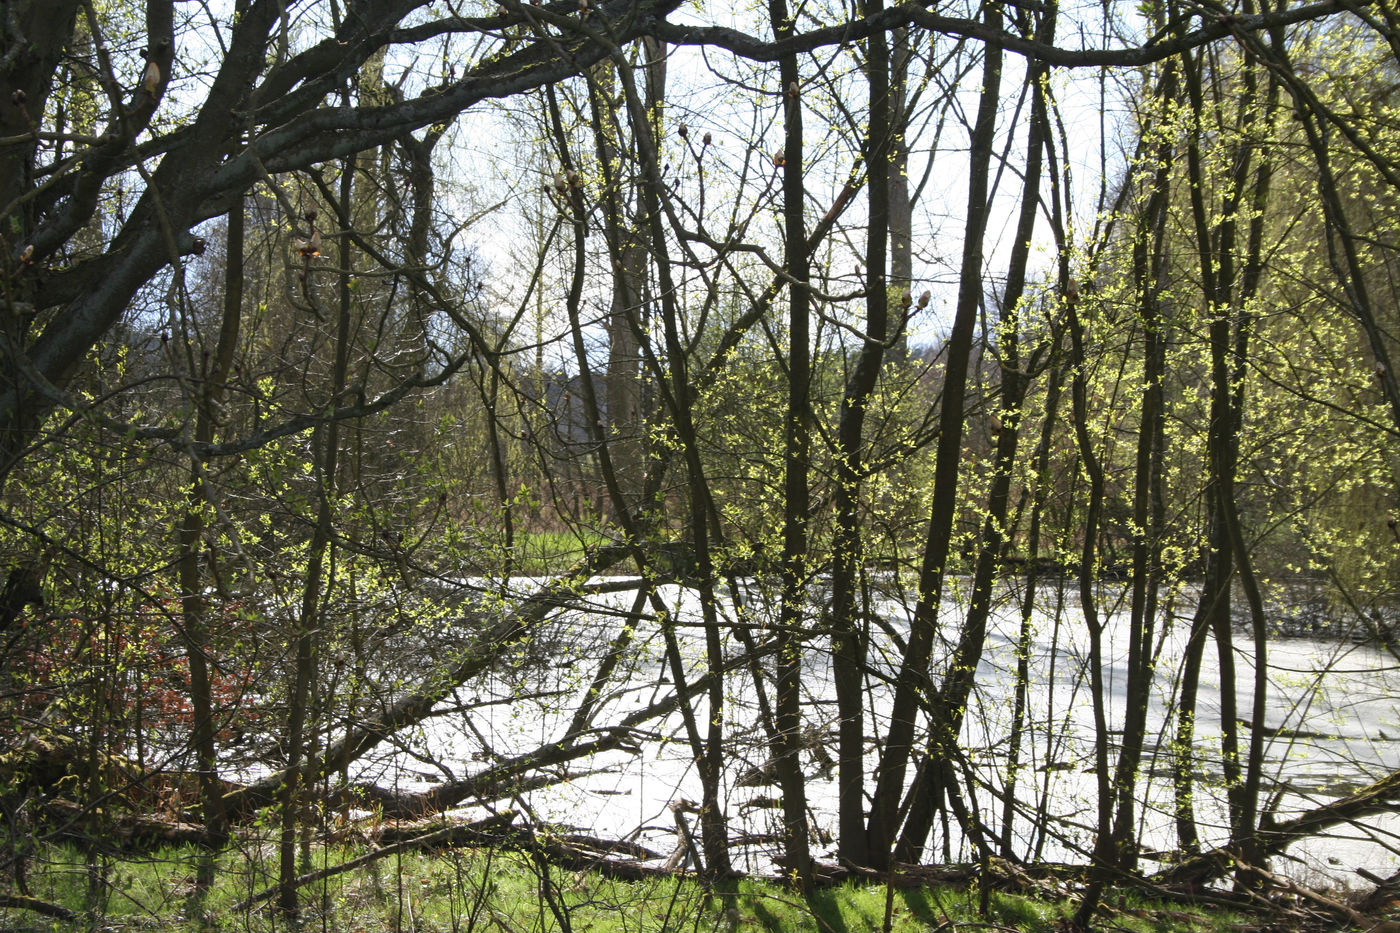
[{"xmin": 6, "ymin": 0, "xmax": 1400, "ymax": 928}]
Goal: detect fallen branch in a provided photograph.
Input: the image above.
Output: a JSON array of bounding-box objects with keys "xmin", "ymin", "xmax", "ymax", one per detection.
[
  {"xmin": 234, "ymin": 808, "xmax": 682, "ymax": 913},
  {"xmin": 221, "ymin": 547, "xmax": 633, "ymax": 817},
  {"xmin": 231, "ymin": 811, "xmax": 522, "ymax": 911},
  {"xmin": 41, "ymin": 798, "xmax": 208, "ymax": 849},
  {"xmin": 367, "ymin": 817, "xmax": 659, "ymax": 859},
  {"xmin": 1241, "ymin": 861, "xmax": 1367, "ymax": 928},
  {"xmin": 344, "ymin": 771, "xmax": 569, "ymax": 821},
  {"xmin": 752, "ymin": 857, "xmax": 1086, "ymax": 893},
  {"xmin": 0, "ymin": 732, "xmax": 142, "ymax": 799},
  {"xmin": 1354, "ymin": 867, "xmax": 1400, "ymax": 915},
  {"xmin": 1157, "ymin": 767, "xmax": 1400, "ymax": 887},
  {"xmin": 308, "ymin": 664, "xmax": 716, "ymax": 822},
  {"xmin": 0, "ymin": 893, "xmax": 76, "ymax": 921}
]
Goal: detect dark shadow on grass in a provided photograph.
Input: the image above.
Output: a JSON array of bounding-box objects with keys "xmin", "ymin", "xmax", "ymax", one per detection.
[
  {"xmin": 900, "ymin": 885, "xmax": 946, "ymax": 928},
  {"xmin": 807, "ymin": 887, "xmax": 852, "ymax": 933},
  {"xmin": 746, "ymin": 894, "xmax": 785, "ymax": 931}
]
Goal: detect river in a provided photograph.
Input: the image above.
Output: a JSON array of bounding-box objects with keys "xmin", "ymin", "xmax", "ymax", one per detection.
[{"xmin": 344, "ymin": 577, "xmax": 1400, "ymax": 888}]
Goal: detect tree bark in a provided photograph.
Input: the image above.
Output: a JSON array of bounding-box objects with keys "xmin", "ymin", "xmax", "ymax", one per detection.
[
  {"xmin": 175, "ymin": 195, "xmax": 246, "ymax": 878},
  {"xmin": 1107, "ymin": 58, "xmax": 1176, "ymax": 874},
  {"xmin": 896, "ymin": 7, "xmax": 1053, "ymax": 858},
  {"xmin": 279, "ymin": 151, "xmax": 357, "ymax": 919},
  {"xmin": 866, "ymin": 6, "xmax": 1003, "ymax": 869},
  {"xmin": 827, "ymin": 0, "xmax": 893, "ymax": 870},
  {"xmin": 772, "ymin": 0, "xmax": 814, "ymax": 882}
]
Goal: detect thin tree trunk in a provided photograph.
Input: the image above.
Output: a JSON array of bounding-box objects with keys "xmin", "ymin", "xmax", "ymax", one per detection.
[
  {"xmin": 886, "ymin": 25, "xmax": 912, "ymax": 364},
  {"xmin": 1218, "ymin": 40, "xmax": 1280, "ymax": 875},
  {"xmin": 177, "ymin": 197, "xmax": 244, "ymax": 882},
  {"xmin": 1175, "ymin": 42, "xmax": 1277, "ymax": 884},
  {"xmin": 1107, "ymin": 60, "xmax": 1177, "ymax": 873},
  {"xmin": 587, "ymin": 59, "xmax": 648, "ymax": 516},
  {"xmin": 1173, "ymin": 519, "xmax": 1228, "ymax": 855},
  {"xmin": 896, "ymin": 9, "xmax": 1052, "ymax": 858},
  {"xmin": 866, "ymin": 8, "xmax": 1003, "ymax": 869},
  {"xmin": 827, "ymin": 2, "xmax": 892, "ymax": 870},
  {"xmin": 999, "ymin": 354, "xmax": 1064, "ymax": 858},
  {"xmin": 583, "ymin": 55, "xmax": 736, "ymax": 878},
  {"xmin": 772, "ymin": 0, "xmax": 814, "ymax": 881},
  {"xmin": 279, "ymin": 153, "xmax": 356, "ymax": 918},
  {"xmin": 1065, "ymin": 281, "xmax": 1112, "ymax": 930}
]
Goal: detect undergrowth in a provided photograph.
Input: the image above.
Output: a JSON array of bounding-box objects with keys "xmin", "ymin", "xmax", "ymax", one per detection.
[{"xmin": 0, "ymin": 839, "xmax": 1250, "ymax": 932}]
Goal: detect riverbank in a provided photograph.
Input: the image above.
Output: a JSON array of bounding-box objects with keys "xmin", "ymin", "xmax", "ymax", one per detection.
[{"xmin": 0, "ymin": 837, "xmax": 1257, "ymax": 932}]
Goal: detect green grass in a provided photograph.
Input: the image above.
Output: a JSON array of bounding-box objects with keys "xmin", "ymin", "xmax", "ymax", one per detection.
[
  {"xmin": 0, "ymin": 839, "xmax": 1250, "ymax": 932},
  {"xmin": 504, "ymin": 528, "xmax": 615, "ymax": 575}
]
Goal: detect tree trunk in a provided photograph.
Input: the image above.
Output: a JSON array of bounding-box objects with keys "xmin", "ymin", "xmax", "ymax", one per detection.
[
  {"xmin": 1107, "ymin": 59, "xmax": 1177, "ymax": 873},
  {"xmin": 176, "ymin": 196, "xmax": 246, "ymax": 883},
  {"xmin": 773, "ymin": 0, "xmax": 814, "ymax": 882},
  {"xmin": 897, "ymin": 9, "xmax": 1053, "ymax": 858},
  {"xmin": 865, "ymin": 5, "xmax": 1003, "ymax": 869},
  {"xmin": 827, "ymin": 1, "xmax": 893, "ymax": 870},
  {"xmin": 886, "ymin": 25, "xmax": 913, "ymax": 363},
  {"xmin": 279, "ymin": 153, "xmax": 356, "ymax": 918}
]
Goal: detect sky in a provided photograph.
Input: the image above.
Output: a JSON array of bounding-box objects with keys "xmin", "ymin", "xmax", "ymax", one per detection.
[{"xmin": 143, "ymin": 0, "xmax": 1139, "ymax": 369}]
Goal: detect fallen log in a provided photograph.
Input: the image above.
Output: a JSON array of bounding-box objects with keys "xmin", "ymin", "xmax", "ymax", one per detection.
[
  {"xmin": 0, "ymin": 732, "xmax": 236, "ymax": 847},
  {"xmin": 232, "ymin": 812, "xmax": 522, "ymax": 911},
  {"xmin": 234, "ymin": 810, "xmax": 677, "ymax": 911},
  {"xmin": 352, "ymin": 722, "xmax": 656, "ymax": 820},
  {"xmin": 343, "ymin": 770, "xmax": 577, "ymax": 820},
  {"xmin": 824, "ymin": 857, "xmax": 1082, "ymax": 894},
  {"xmin": 220, "ymin": 666, "xmax": 715, "ymax": 827},
  {"xmin": 1156, "ymin": 767, "xmax": 1400, "ymax": 887},
  {"xmin": 1354, "ymin": 867, "xmax": 1400, "ymax": 915},
  {"xmin": 221, "ymin": 547, "xmax": 633, "ymax": 818},
  {"xmin": 369, "ymin": 816, "xmax": 662, "ymax": 860},
  {"xmin": 0, "ymin": 732, "xmax": 142, "ymax": 800},
  {"xmin": 37, "ymin": 798, "xmax": 209, "ymax": 850},
  {"xmin": 1236, "ymin": 861, "xmax": 1367, "ymax": 928},
  {"xmin": 556, "ymin": 833, "xmax": 663, "ymax": 861}
]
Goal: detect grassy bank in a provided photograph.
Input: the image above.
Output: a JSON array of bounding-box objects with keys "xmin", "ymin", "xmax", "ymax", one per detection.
[
  {"xmin": 503, "ymin": 529, "xmax": 615, "ymax": 575},
  {"xmin": 0, "ymin": 839, "xmax": 1249, "ymax": 932}
]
